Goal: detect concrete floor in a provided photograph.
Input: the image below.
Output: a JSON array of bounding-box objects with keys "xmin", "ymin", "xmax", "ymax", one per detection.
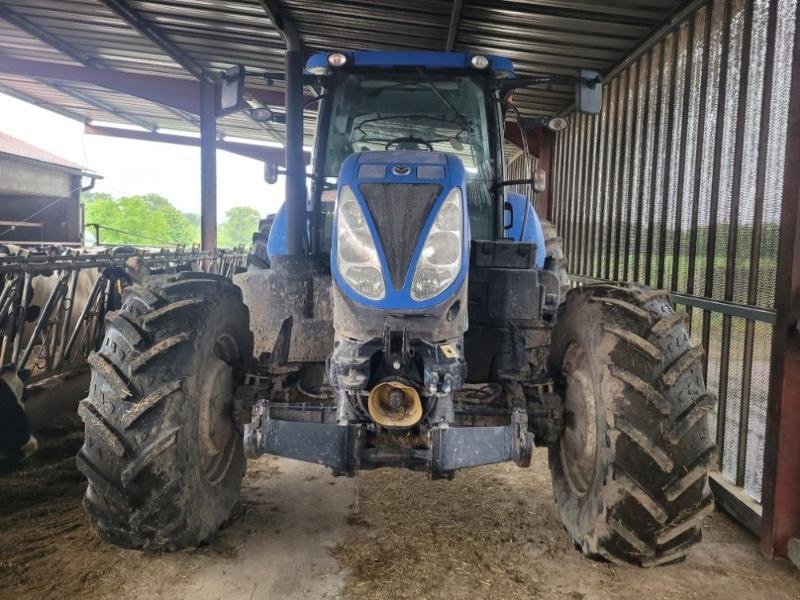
[{"xmin": 1, "ymin": 427, "xmax": 799, "ymax": 600}]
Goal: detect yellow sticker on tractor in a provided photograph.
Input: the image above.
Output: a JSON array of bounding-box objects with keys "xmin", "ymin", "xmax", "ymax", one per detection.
[{"xmin": 440, "ymin": 344, "xmax": 458, "ymax": 359}]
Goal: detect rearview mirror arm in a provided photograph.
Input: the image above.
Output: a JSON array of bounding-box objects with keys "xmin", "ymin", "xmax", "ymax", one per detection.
[{"xmin": 500, "ymin": 73, "xmax": 602, "ymax": 95}]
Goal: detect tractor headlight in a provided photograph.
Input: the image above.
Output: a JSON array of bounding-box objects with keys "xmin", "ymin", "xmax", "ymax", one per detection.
[
  {"xmin": 411, "ymin": 188, "xmax": 463, "ymax": 301},
  {"xmin": 336, "ymin": 185, "xmax": 386, "ymax": 300}
]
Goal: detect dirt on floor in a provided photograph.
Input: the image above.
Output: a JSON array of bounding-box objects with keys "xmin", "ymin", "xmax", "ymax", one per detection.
[{"xmin": 1, "ymin": 423, "xmax": 799, "ymax": 600}]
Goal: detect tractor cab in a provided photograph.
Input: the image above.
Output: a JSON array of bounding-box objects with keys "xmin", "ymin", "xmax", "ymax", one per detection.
[
  {"xmin": 308, "ymin": 51, "xmax": 511, "ymax": 244},
  {"xmin": 261, "ymin": 50, "xmax": 561, "ymax": 262}
]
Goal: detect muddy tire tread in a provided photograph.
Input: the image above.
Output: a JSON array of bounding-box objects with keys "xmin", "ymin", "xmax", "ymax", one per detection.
[
  {"xmin": 78, "ymin": 271, "xmax": 251, "ymax": 551},
  {"xmin": 550, "ymin": 283, "xmax": 716, "ymax": 566}
]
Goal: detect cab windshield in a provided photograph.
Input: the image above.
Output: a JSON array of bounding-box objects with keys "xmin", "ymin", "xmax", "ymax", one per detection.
[{"xmin": 320, "ymin": 72, "xmax": 497, "ymax": 239}]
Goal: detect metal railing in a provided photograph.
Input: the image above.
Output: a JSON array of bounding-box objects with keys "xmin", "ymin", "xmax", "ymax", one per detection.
[{"xmin": 0, "ymin": 246, "xmax": 246, "ymax": 386}]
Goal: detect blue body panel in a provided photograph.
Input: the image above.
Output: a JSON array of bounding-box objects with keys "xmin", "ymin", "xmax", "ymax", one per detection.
[
  {"xmin": 504, "ymin": 191, "xmax": 545, "ymax": 269},
  {"xmin": 267, "ymin": 178, "xmax": 546, "ymax": 270},
  {"xmin": 305, "ymin": 50, "xmax": 516, "ymax": 78},
  {"xmin": 331, "ymin": 151, "xmax": 470, "ymax": 311},
  {"xmin": 267, "ymin": 203, "xmax": 288, "ymax": 258}
]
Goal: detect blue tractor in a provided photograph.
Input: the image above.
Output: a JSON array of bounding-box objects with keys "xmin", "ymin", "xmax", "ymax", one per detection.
[{"xmin": 80, "ymin": 49, "xmax": 714, "ymax": 566}]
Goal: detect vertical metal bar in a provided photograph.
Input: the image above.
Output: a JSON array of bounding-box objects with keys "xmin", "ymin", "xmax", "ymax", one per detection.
[
  {"xmin": 597, "ymin": 89, "xmax": 612, "ymax": 279},
  {"xmin": 738, "ymin": 317, "xmax": 756, "ymax": 486},
  {"xmin": 599, "ymin": 79, "xmax": 619, "ymax": 279},
  {"xmin": 589, "ymin": 113, "xmax": 602, "ymax": 278},
  {"xmin": 716, "ymin": 313, "xmax": 732, "ymax": 464},
  {"xmin": 613, "ymin": 69, "xmax": 631, "ymax": 281},
  {"xmin": 576, "ymin": 113, "xmax": 586, "ymax": 274},
  {"xmin": 11, "ymin": 271, "xmax": 31, "ymax": 364},
  {"xmin": 199, "ymin": 79, "xmax": 217, "ymax": 251},
  {"xmin": 553, "ymin": 132, "xmax": 563, "ymax": 238},
  {"xmin": 64, "ymin": 274, "xmax": 105, "ymax": 359},
  {"xmin": 672, "ymin": 20, "xmax": 696, "ymax": 291},
  {"xmin": 573, "ymin": 114, "xmax": 585, "ymax": 275},
  {"xmin": 603, "ymin": 78, "xmax": 620, "ymax": 280},
  {"xmin": 644, "ymin": 42, "xmax": 665, "ymax": 287},
  {"xmin": 553, "ymin": 131, "xmax": 566, "ymax": 230},
  {"xmin": 588, "ymin": 100, "xmax": 604, "ymax": 278},
  {"xmin": 18, "ymin": 274, "xmax": 66, "ymax": 374},
  {"xmin": 657, "ymin": 33, "xmax": 679, "ymax": 290},
  {"xmin": 761, "ymin": 0, "xmax": 800, "ymax": 561},
  {"xmin": 578, "ymin": 114, "xmax": 592, "ymax": 276},
  {"xmin": 687, "ymin": 6, "xmax": 714, "ymax": 335},
  {"xmin": 553, "ymin": 133, "xmax": 563, "ymax": 248},
  {"xmin": 702, "ymin": 0, "xmax": 733, "ymax": 341},
  {"xmin": 55, "ymin": 266, "xmax": 79, "ymax": 368},
  {"xmin": 622, "ymin": 60, "xmax": 640, "ymax": 282},
  {"xmin": 706, "ymin": 0, "xmax": 733, "ymax": 459},
  {"xmin": 633, "ymin": 53, "xmax": 652, "ymax": 282},
  {"xmin": 565, "ymin": 115, "xmax": 579, "ymax": 271},
  {"xmin": 722, "ymin": 0, "xmax": 755, "ymax": 486},
  {"xmin": 582, "ymin": 114, "xmax": 599, "ymax": 276},
  {"xmin": 739, "ymin": 0, "xmax": 778, "ymax": 495}
]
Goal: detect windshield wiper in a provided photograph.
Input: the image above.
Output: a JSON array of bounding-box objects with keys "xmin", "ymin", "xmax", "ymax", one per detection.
[{"xmin": 416, "ymin": 67, "xmax": 472, "ymax": 133}]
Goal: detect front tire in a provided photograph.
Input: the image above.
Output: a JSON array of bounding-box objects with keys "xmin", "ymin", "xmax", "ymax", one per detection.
[
  {"xmin": 549, "ymin": 284, "xmax": 716, "ymax": 566},
  {"xmin": 78, "ymin": 272, "xmax": 252, "ymax": 550}
]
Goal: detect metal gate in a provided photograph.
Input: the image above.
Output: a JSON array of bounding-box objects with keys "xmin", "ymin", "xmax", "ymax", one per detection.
[{"xmin": 550, "ymin": 0, "xmax": 796, "ymax": 525}]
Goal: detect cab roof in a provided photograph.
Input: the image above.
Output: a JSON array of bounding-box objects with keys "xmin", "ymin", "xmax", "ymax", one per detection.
[{"xmin": 305, "ymin": 51, "xmax": 516, "ymax": 78}]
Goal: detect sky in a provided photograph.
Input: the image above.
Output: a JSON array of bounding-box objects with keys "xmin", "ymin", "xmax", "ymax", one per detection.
[{"xmin": 0, "ymin": 93, "xmax": 286, "ymax": 220}]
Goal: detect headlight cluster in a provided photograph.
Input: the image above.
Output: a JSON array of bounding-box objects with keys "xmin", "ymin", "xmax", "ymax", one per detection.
[
  {"xmin": 411, "ymin": 188, "xmax": 463, "ymax": 301},
  {"xmin": 336, "ymin": 186, "xmax": 386, "ymax": 300}
]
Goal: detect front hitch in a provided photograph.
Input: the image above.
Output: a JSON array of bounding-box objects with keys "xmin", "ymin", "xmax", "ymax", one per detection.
[{"xmin": 243, "ymin": 401, "xmax": 533, "ymax": 477}]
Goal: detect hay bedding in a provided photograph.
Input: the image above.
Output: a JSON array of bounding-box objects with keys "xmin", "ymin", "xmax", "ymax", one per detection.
[{"xmin": 332, "ymin": 464, "xmax": 572, "ymax": 600}]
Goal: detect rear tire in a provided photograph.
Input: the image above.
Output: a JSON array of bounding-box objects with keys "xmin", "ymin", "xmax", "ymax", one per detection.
[
  {"xmin": 548, "ymin": 284, "xmax": 715, "ymax": 566},
  {"xmin": 78, "ymin": 271, "xmax": 252, "ymax": 550}
]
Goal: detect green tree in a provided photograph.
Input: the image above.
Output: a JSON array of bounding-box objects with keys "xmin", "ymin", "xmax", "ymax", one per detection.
[
  {"xmin": 83, "ymin": 192, "xmax": 200, "ymax": 246},
  {"xmin": 218, "ymin": 206, "xmax": 260, "ymax": 248}
]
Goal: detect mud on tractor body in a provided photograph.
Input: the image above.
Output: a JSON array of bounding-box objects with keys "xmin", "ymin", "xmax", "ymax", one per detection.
[{"xmin": 79, "ymin": 50, "xmax": 715, "ymax": 566}]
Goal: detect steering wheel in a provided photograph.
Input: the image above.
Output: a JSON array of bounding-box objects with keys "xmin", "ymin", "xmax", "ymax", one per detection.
[{"xmin": 385, "ymin": 136, "xmax": 434, "ymax": 151}]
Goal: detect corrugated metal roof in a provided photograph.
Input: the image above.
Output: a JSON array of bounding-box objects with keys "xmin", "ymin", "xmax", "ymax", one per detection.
[{"xmin": 0, "ymin": 0, "xmax": 691, "ymax": 145}]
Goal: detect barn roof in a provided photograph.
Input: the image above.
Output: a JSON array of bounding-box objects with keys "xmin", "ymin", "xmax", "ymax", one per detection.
[{"xmin": 0, "ymin": 0, "xmax": 698, "ymax": 146}]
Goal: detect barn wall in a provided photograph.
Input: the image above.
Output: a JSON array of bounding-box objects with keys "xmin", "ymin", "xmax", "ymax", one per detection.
[{"xmin": 551, "ymin": 0, "xmax": 796, "ymax": 504}]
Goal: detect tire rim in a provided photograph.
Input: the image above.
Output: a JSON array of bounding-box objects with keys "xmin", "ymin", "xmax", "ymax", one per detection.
[
  {"xmin": 559, "ymin": 341, "xmax": 598, "ymax": 498},
  {"xmin": 198, "ymin": 333, "xmax": 240, "ymax": 485}
]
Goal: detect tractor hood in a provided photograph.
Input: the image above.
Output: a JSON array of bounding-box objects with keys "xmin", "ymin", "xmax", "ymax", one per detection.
[{"xmin": 332, "ymin": 151, "xmax": 470, "ymax": 310}]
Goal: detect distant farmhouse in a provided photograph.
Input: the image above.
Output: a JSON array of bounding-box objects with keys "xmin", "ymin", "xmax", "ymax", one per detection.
[{"xmin": 0, "ymin": 132, "xmax": 99, "ymax": 244}]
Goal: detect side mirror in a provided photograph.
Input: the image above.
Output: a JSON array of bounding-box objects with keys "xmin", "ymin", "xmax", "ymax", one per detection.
[
  {"xmin": 218, "ymin": 65, "xmax": 245, "ymax": 116},
  {"xmin": 575, "ymin": 69, "xmax": 603, "ymax": 115},
  {"xmin": 264, "ymin": 160, "xmax": 279, "ymax": 185},
  {"xmin": 533, "ymin": 168, "xmax": 547, "ymax": 193}
]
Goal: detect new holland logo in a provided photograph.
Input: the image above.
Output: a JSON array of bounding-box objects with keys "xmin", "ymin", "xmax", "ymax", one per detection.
[{"xmin": 392, "ymin": 164, "xmax": 411, "ymax": 176}]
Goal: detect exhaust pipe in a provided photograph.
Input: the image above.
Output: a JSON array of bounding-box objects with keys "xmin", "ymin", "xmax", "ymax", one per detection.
[{"xmin": 262, "ymin": 0, "xmax": 305, "ymax": 256}]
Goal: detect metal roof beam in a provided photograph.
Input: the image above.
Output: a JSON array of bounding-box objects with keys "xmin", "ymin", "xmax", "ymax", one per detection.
[
  {"xmin": 0, "ymin": 4, "xmax": 103, "ymax": 68},
  {"xmin": 84, "ymin": 124, "xmax": 311, "ymax": 165},
  {"xmin": 0, "ymin": 82, "xmax": 87, "ymax": 123},
  {"xmin": 0, "ymin": 57, "xmax": 290, "ymax": 115},
  {"xmin": 46, "ymin": 81, "xmax": 158, "ymax": 132},
  {"xmin": 0, "ymin": 6, "xmax": 198, "ymax": 130},
  {"xmin": 446, "ymin": 0, "xmax": 463, "ymax": 51},
  {"xmin": 101, "ymin": 0, "xmax": 293, "ymax": 139},
  {"xmin": 99, "ymin": 0, "xmax": 209, "ymax": 81}
]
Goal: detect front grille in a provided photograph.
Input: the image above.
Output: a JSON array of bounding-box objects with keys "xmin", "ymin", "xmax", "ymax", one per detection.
[{"xmin": 359, "ymin": 183, "xmax": 441, "ymax": 290}]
